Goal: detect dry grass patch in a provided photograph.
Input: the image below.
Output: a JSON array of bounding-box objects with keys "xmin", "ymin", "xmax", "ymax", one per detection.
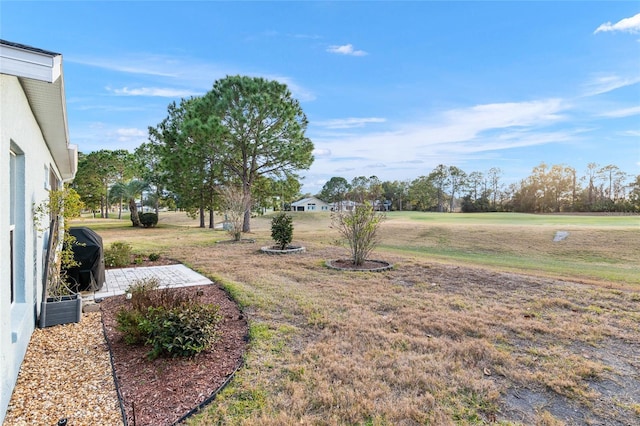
[{"xmin": 79, "ymin": 212, "xmax": 640, "ymax": 425}]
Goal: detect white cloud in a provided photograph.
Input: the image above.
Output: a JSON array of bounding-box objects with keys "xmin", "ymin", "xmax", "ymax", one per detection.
[
  {"xmin": 113, "ymin": 127, "xmax": 147, "ymax": 144},
  {"xmin": 622, "ymin": 130, "xmax": 640, "ymax": 137},
  {"xmin": 265, "ymin": 75, "xmax": 316, "ymax": 102},
  {"xmin": 599, "ymin": 106, "xmax": 640, "ymax": 118},
  {"xmin": 313, "ymin": 148, "xmax": 332, "ymax": 157},
  {"xmin": 108, "ymin": 86, "xmax": 200, "ymax": 97},
  {"xmin": 116, "ymin": 128, "xmax": 146, "ymax": 137},
  {"xmin": 583, "ymin": 74, "xmax": 640, "ymax": 96},
  {"xmin": 594, "ymin": 13, "xmax": 640, "ymax": 34},
  {"xmin": 310, "ymin": 99, "xmax": 571, "ymax": 178},
  {"xmin": 70, "ymin": 55, "xmax": 178, "ymax": 77},
  {"xmin": 315, "ymin": 117, "xmax": 386, "ymax": 129},
  {"xmin": 327, "ymin": 44, "xmax": 368, "ymax": 56}
]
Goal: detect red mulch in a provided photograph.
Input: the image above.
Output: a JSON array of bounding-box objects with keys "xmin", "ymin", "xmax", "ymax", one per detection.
[{"xmin": 100, "ymin": 284, "xmax": 248, "ymax": 426}]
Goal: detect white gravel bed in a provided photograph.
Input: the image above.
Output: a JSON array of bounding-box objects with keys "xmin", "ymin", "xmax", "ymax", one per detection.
[{"xmin": 3, "ymin": 312, "xmax": 123, "ymax": 426}]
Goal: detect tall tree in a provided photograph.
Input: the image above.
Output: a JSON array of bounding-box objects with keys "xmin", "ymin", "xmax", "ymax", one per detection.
[
  {"xmin": 149, "ymin": 98, "xmax": 220, "ymax": 228},
  {"xmin": 466, "ymin": 171, "xmax": 484, "ymax": 201},
  {"xmin": 447, "ymin": 166, "xmax": 466, "ymax": 212},
  {"xmin": 349, "ymin": 176, "xmax": 371, "ymax": 203},
  {"xmin": 195, "ymin": 75, "xmax": 314, "ymax": 232},
  {"xmin": 382, "ymin": 180, "xmax": 409, "ymax": 211},
  {"xmin": 428, "ymin": 165, "xmax": 449, "ymax": 212},
  {"xmin": 72, "ymin": 149, "xmax": 136, "ymax": 218},
  {"xmin": 408, "ymin": 176, "xmax": 436, "ymax": 211},
  {"xmin": 628, "ymin": 175, "xmax": 640, "ymax": 212},
  {"xmin": 71, "ymin": 152, "xmax": 103, "ymax": 217},
  {"xmin": 487, "ymin": 167, "xmax": 502, "ymax": 209},
  {"xmin": 318, "ymin": 177, "xmax": 350, "ymax": 205},
  {"xmin": 583, "ymin": 162, "xmax": 599, "ymax": 209},
  {"xmin": 272, "ymin": 175, "xmax": 302, "ymax": 211},
  {"xmin": 135, "ymin": 142, "xmax": 166, "ymax": 215}
]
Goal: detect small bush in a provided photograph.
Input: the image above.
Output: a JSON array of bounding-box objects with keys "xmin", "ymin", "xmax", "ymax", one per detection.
[
  {"xmin": 139, "ymin": 212, "xmax": 158, "ymax": 228},
  {"xmin": 331, "ymin": 202, "xmax": 385, "ymax": 266},
  {"xmin": 104, "ymin": 241, "xmax": 132, "ymax": 267},
  {"xmin": 115, "ymin": 278, "xmax": 220, "ymax": 360},
  {"xmin": 148, "ymin": 252, "xmax": 161, "ymax": 262},
  {"xmin": 271, "ymin": 212, "xmax": 293, "ymax": 250},
  {"xmin": 141, "ymin": 303, "xmax": 222, "ymax": 359},
  {"xmin": 116, "ymin": 309, "xmax": 147, "ymax": 345},
  {"xmin": 126, "ymin": 277, "xmax": 160, "ymax": 311}
]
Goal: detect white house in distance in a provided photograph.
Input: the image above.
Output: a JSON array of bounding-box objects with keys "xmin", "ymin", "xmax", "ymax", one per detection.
[
  {"xmin": 0, "ymin": 39, "xmax": 77, "ymax": 421},
  {"xmin": 290, "ymin": 196, "xmax": 330, "ymax": 212}
]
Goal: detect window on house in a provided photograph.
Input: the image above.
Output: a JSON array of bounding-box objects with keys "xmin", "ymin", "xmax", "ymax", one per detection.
[
  {"xmin": 49, "ymin": 165, "xmax": 59, "ymax": 191},
  {"xmin": 9, "ymin": 150, "xmax": 16, "ymax": 303}
]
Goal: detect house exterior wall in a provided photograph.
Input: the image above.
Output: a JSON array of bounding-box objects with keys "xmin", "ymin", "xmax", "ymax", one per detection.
[
  {"xmin": 0, "ymin": 74, "xmax": 59, "ymax": 420},
  {"xmin": 290, "ymin": 196, "xmax": 330, "ymax": 212}
]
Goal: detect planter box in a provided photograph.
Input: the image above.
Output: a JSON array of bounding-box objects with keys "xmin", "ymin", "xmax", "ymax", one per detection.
[{"xmin": 39, "ymin": 294, "xmax": 82, "ymax": 328}]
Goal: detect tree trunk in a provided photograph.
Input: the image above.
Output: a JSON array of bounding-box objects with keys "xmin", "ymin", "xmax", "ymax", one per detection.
[
  {"xmin": 242, "ymin": 187, "xmax": 251, "ymax": 233},
  {"xmin": 129, "ymin": 198, "xmax": 141, "ymax": 227},
  {"xmin": 209, "ymin": 209, "xmax": 214, "ymax": 229},
  {"xmin": 118, "ymin": 196, "xmax": 123, "ymax": 219}
]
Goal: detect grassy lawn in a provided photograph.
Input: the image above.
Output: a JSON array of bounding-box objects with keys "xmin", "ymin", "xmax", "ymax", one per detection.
[
  {"xmin": 73, "ymin": 211, "xmax": 640, "ymax": 425},
  {"xmin": 379, "ymin": 212, "xmax": 640, "ymax": 287}
]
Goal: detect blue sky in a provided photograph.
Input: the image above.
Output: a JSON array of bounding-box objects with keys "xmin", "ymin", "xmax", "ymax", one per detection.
[{"xmin": 2, "ymin": 1, "xmax": 639, "ymax": 194}]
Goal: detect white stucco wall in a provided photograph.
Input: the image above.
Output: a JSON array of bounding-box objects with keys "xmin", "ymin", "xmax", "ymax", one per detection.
[{"xmin": 0, "ymin": 74, "xmax": 60, "ymax": 420}]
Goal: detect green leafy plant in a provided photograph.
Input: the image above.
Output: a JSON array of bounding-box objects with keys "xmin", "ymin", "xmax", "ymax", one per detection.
[
  {"xmin": 271, "ymin": 212, "xmax": 294, "ymax": 250},
  {"xmin": 331, "ymin": 202, "xmax": 385, "ymax": 266},
  {"xmin": 141, "ymin": 303, "xmax": 221, "ymax": 359},
  {"xmin": 116, "ymin": 278, "xmax": 221, "ymax": 359},
  {"xmin": 148, "ymin": 252, "xmax": 161, "ymax": 262},
  {"xmin": 139, "ymin": 212, "xmax": 158, "ymax": 228},
  {"xmin": 104, "ymin": 241, "xmax": 132, "ymax": 267},
  {"xmin": 34, "ymin": 188, "xmax": 84, "ymax": 299},
  {"xmin": 115, "ymin": 309, "xmax": 147, "ymax": 345}
]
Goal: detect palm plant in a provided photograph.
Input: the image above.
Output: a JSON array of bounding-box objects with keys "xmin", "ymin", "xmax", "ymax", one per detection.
[{"xmin": 109, "ymin": 179, "xmax": 149, "ymax": 227}]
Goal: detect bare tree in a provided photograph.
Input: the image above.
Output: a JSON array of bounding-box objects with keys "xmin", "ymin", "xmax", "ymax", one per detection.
[
  {"xmin": 331, "ymin": 202, "xmax": 385, "ymax": 265},
  {"xmin": 218, "ymin": 186, "xmax": 247, "ymax": 241}
]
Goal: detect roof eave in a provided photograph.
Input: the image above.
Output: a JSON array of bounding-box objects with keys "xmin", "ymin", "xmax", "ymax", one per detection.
[{"xmin": 0, "ymin": 40, "xmax": 76, "ymax": 180}]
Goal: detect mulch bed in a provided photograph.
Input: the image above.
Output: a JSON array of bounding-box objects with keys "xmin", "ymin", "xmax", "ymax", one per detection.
[
  {"xmin": 326, "ymin": 258, "xmax": 393, "ymax": 271},
  {"xmin": 100, "ymin": 284, "xmax": 248, "ymax": 426}
]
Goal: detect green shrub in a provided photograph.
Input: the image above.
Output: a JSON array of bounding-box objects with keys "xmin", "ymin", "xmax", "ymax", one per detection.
[
  {"xmin": 115, "ymin": 278, "xmax": 220, "ymax": 360},
  {"xmin": 148, "ymin": 252, "xmax": 161, "ymax": 262},
  {"xmin": 139, "ymin": 212, "xmax": 158, "ymax": 228},
  {"xmin": 116, "ymin": 309, "xmax": 147, "ymax": 345},
  {"xmin": 141, "ymin": 303, "xmax": 221, "ymax": 359},
  {"xmin": 271, "ymin": 212, "xmax": 293, "ymax": 250},
  {"xmin": 104, "ymin": 241, "xmax": 132, "ymax": 267},
  {"xmin": 331, "ymin": 202, "xmax": 385, "ymax": 266}
]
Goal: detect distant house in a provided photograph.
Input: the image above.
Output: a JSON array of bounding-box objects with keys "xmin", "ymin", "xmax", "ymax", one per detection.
[
  {"xmin": 290, "ymin": 196, "xmax": 330, "ymax": 212},
  {"xmin": 331, "ymin": 200, "xmax": 360, "ymax": 211},
  {"xmin": 0, "ymin": 39, "xmax": 77, "ymax": 421}
]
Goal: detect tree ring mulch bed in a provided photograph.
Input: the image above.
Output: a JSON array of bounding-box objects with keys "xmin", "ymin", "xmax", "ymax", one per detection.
[
  {"xmin": 100, "ymin": 284, "xmax": 248, "ymax": 426},
  {"xmin": 260, "ymin": 245, "xmax": 306, "ymax": 255},
  {"xmin": 326, "ymin": 259, "xmax": 393, "ymax": 272}
]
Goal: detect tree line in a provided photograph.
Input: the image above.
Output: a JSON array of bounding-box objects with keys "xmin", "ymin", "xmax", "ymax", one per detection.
[
  {"xmin": 71, "ymin": 74, "xmax": 638, "ymax": 219},
  {"xmin": 317, "ymin": 163, "xmax": 640, "ymax": 213},
  {"xmin": 72, "ymin": 76, "xmax": 314, "ymax": 231}
]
